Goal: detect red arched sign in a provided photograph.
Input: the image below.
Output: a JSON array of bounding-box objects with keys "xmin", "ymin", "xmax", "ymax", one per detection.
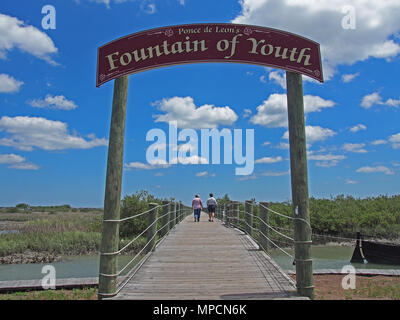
[{"xmin": 96, "ymin": 23, "xmax": 323, "ymax": 87}]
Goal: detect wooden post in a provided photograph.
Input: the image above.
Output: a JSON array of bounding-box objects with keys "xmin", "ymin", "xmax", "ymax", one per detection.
[
  {"xmin": 145, "ymin": 203, "xmax": 158, "ymax": 253},
  {"xmin": 170, "ymin": 202, "xmax": 176, "ymax": 230},
  {"xmin": 227, "ymin": 201, "xmax": 231, "ymax": 227},
  {"xmin": 259, "ymin": 202, "xmax": 269, "ymax": 252},
  {"xmin": 286, "ymin": 71, "xmax": 314, "ymax": 299},
  {"xmin": 232, "ymin": 201, "xmax": 239, "ymax": 228},
  {"xmin": 160, "ymin": 200, "xmax": 170, "ymax": 238},
  {"xmin": 245, "ymin": 200, "xmax": 253, "ymax": 237},
  {"xmin": 223, "ymin": 203, "xmax": 227, "ymax": 225},
  {"xmin": 179, "ymin": 201, "xmax": 183, "ymax": 222},
  {"xmin": 98, "ymin": 75, "xmax": 129, "ymax": 299}
]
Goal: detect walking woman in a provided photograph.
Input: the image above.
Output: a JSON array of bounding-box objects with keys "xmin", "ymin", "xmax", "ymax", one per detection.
[
  {"xmin": 192, "ymin": 194, "xmax": 203, "ymax": 222},
  {"xmin": 206, "ymin": 193, "xmax": 217, "ymax": 222}
]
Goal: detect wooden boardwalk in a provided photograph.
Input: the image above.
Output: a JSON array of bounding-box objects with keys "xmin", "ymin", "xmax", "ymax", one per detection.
[{"xmin": 111, "ymin": 212, "xmax": 298, "ymax": 300}]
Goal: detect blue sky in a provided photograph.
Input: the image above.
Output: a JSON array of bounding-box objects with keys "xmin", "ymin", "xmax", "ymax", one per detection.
[{"xmin": 0, "ymin": 0, "xmax": 399, "ymax": 207}]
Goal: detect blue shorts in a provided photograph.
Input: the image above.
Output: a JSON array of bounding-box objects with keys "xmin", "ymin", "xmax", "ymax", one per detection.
[{"xmin": 193, "ymin": 208, "xmax": 201, "ymax": 218}]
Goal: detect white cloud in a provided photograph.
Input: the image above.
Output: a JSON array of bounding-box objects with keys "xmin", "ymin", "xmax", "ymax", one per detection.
[
  {"xmin": 243, "ymin": 108, "xmax": 252, "ymax": 118},
  {"xmin": 255, "ymin": 156, "xmax": 283, "ymax": 164},
  {"xmin": 196, "ymin": 171, "xmax": 208, "ymax": 177},
  {"xmin": 0, "ymin": 116, "xmax": 107, "ymax": 151},
  {"xmin": 125, "ymin": 160, "xmax": 170, "ymax": 170},
  {"xmin": 342, "ymin": 143, "xmax": 368, "ymax": 153},
  {"xmin": 261, "ymin": 141, "xmax": 271, "ymax": 147},
  {"xmin": 261, "ymin": 170, "xmax": 289, "ymax": 176},
  {"xmin": 28, "ymin": 95, "xmax": 78, "ymax": 110},
  {"xmin": 153, "ymin": 96, "xmax": 238, "ymax": 129},
  {"xmin": 0, "ymin": 153, "xmax": 38, "ymax": 170},
  {"xmin": 0, "ymin": 153, "xmax": 24, "ymax": 164},
  {"xmin": 0, "ymin": 74, "xmax": 23, "ymax": 93},
  {"xmin": 232, "ymin": 0, "xmax": 400, "ymax": 81},
  {"xmin": 349, "ymin": 124, "xmax": 367, "ymax": 133},
  {"xmin": 268, "ymin": 70, "xmax": 286, "ymax": 89},
  {"xmin": 0, "ymin": 13, "xmax": 58, "ymax": 64},
  {"xmin": 389, "ymin": 133, "xmax": 400, "ymax": 149},
  {"xmin": 9, "ymin": 162, "xmax": 39, "ymax": 170},
  {"xmin": 307, "ymin": 151, "xmax": 346, "ymax": 168},
  {"xmin": 275, "ymin": 142, "xmax": 290, "ymax": 150},
  {"xmin": 356, "ymin": 165, "xmax": 394, "ymax": 175},
  {"xmin": 282, "ymin": 125, "xmax": 336, "ymax": 144},
  {"xmin": 196, "ymin": 171, "xmax": 215, "ymax": 177},
  {"xmin": 371, "ymin": 139, "xmax": 388, "ymax": 146},
  {"xmin": 361, "ymin": 92, "xmax": 381, "ymax": 109},
  {"xmin": 259, "ymin": 75, "xmax": 267, "ymax": 83},
  {"xmin": 341, "ymin": 73, "xmax": 359, "ymax": 83},
  {"xmin": 237, "ymin": 174, "xmax": 258, "ymax": 181},
  {"xmin": 171, "ymin": 155, "xmax": 208, "ymax": 165},
  {"xmin": 145, "ymin": 3, "xmax": 156, "ymax": 14},
  {"xmin": 250, "ymin": 93, "xmax": 335, "ymax": 128},
  {"xmin": 361, "ymin": 92, "xmax": 400, "ymax": 109},
  {"xmin": 345, "ymin": 179, "xmax": 359, "ymax": 184}
]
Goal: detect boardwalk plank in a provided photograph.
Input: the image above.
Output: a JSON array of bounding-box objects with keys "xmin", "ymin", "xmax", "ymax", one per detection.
[{"xmin": 110, "ymin": 213, "xmax": 297, "ymax": 300}]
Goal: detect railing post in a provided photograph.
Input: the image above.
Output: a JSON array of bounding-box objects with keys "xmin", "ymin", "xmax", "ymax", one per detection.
[
  {"xmin": 245, "ymin": 200, "xmax": 253, "ymax": 237},
  {"xmin": 98, "ymin": 75, "xmax": 129, "ymax": 299},
  {"xmin": 223, "ymin": 203, "xmax": 227, "ymax": 225},
  {"xmin": 170, "ymin": 202, "xmax": 176, "ymax": 229},
  {"xmin": 228, "ymin": 201, "xmax": 233, "ymax": 227},
  {"xmin": 145, "ymin": 203, "xmax": 158, "ymax": 253},
  {"xmin": 179, "ymin": 201, "xmax": 183, "ymax": 222},
  {"xmin": 232, "ymin": 201, "xmax": 239, "ymax": 228},
  {"xmin": 160, "ymin": 200, "xmax": 170, "ymax": 238},
  {"xmin": 259, "ymin": 202, "xmax": 269, "ymax": 252}
]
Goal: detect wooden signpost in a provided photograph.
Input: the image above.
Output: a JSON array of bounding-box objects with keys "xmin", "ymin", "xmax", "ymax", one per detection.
[{"xmin": 97, "ymin": 23, "xmax": 323, "ymax": 299}]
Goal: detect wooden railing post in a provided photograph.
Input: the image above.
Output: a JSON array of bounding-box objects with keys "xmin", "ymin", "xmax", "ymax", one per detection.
[
  {"xmin": 245, "ymin": 200, "xmax": 253, "ymax": 237},
  {"xmin": 98, "ymin": 75, "xmax": 129, "ymax": 299},
  {"xmin": 145, "ymin": 203, "xmax": 158, "ymax": 253},
  {"xmin": 223, "ymin": 203, "xmax": 227, "ymax": 225},
  {"xmin": 179, "ymin": 201, "xmax": 183, "ymax": 222},
  {"xmin": 226, "ymin": 201, "xmax": 232, "ymax": 227},
  {"xmin": 286, "ymin": 71, "xmax": 313, "ymax": 299},
  {"xmin": 259, "ymin": 202, "xmax": 269, "ymax": 252},
  {"xmin": 232, "ymin": 201, "xmax": 239, "ymax": 228},
  {"xmin": 160, "ymin": 200, "xmax": 170, "ymax": 238},
  {"xmin": 170, "ymin": 202, "xmax": 176, "ymax": 230}
]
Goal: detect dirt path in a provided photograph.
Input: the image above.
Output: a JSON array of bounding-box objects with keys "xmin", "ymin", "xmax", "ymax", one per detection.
[{"xmin": 291, "ymin": 274, "xmax": 400, "ymax": 300}]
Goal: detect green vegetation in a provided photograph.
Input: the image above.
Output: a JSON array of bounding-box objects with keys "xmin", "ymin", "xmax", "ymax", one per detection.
[
  {"xmin": 217, "ymin": 194, "xmax": 400, "ymax": 245},
  {"xmin": 0, "ymin": 190, "xmax": 173, "ymax": 259},
  {"xmin": 0, "ymin": 214, "xmax": 102, "ymax": 257},
  {"xmin": 1, "ymin": 193, "xmax": 399, "ymax": 260},
  {"xmin": 0, "ymin": 287, "xmax": 98, "ymax": 300}
]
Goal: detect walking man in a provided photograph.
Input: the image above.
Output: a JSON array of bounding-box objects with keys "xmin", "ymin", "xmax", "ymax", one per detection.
[{"xmin": 207, "ymin": 193, "xmax": 217, "ymax": 222}]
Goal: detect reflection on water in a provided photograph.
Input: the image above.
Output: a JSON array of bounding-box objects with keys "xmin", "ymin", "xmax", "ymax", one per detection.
[
  {"xmin": 269, "ymin": 245, "xmax": 400, "ymax": 271},
  {"xmin": 0, "ymin": 255, "xmax": 133, "ymax": 282}
]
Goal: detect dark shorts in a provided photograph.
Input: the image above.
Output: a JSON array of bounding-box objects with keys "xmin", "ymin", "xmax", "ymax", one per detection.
[{"xmin": 207, "ymin": 205, "xmax": 216, "ymax": 213}]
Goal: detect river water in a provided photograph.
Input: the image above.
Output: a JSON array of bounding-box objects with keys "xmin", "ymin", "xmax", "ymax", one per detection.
[{"xmin": 0, "ymin": 245, "xmax": 399, "ymax": 282}]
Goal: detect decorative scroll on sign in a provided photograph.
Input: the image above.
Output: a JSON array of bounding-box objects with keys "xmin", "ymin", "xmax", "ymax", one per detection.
[{"xmin": 96, "ymin": 23, "xmax": 323, "ymax": 87}]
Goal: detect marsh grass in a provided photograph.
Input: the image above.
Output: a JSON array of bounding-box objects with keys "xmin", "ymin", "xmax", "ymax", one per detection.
[{"xmin": 0, "ymin": 287, "xmax": 98, "ymax": 300}]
